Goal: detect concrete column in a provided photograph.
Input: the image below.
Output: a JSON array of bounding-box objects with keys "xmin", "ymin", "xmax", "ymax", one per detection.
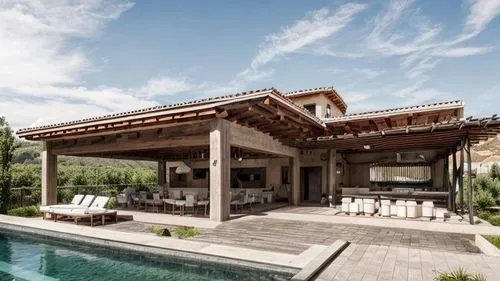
[
  {"xmin": 209, "ymin": 119, "xmax": 231, "ymax": 222},
  {"xmin": 41, "ymin": 141, "xmax": 57, "ymax": 206},
  {"xmin": 327, "ymin": 149, "xmax": 337, "ymax": 205},
  {"xmin": 289, "ymin": 156, "xmax": 300, "ymax": 205},
  {"xmin": 157, "ymin": 160, "xmax": 166, "ymax": 196}
]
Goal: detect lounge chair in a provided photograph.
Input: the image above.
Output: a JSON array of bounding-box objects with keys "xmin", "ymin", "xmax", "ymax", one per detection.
[
  {"xmin": 40, "ymin": 194, "xmax": 85, "ymax": 212},
  {"xmin": 40, "ymin": 194, "xmax": 94, "ymax": 217},
  {"xmin": 51, "ymin": 196, "xmax": 115, "ymax": 226}
]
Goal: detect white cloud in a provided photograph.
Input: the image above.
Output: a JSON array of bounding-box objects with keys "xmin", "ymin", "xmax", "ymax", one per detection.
[
  {"xmin": 435, "ymin": 46, "xmax": 494, "ymax": 57},
  {"xmin": 138, "ymin": 76, "xmax": 200, "ymax": 97},
  {"xmin": 463, "ymin": 0, "xmax": 500, "ymax": 37},
  {"xmin": 237, "ymin": 3, "xmax": 367, "ymax": 83},
  {"xmin": 342, "ymin": 91, "xmax": 372, "ymax": 103}
]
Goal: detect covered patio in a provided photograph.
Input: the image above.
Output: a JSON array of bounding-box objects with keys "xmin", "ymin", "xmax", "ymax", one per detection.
[
  {"xmin": 16, "ymin": 87, "xmax": 500, "ymax": 224},
  {"xmin": 17, "ymin": 89, "xmax": 324, "ymax": 222}
]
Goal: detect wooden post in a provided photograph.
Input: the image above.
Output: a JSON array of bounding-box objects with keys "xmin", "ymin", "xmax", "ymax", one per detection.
[
  {"xmin": 444, "ymin": 151, "xmax": 451, "ymax": 211},
  {"xmin": 451, "ymin": 146, "xmax": 457, "ymax": 213},
  {"xmin": 41, "ymin": 141, "xmax": 57, "ymax": 206},
  {"xmin": 157, "ymin": 160, "xmax": 166, "ymax": 196},
  {"xmin": 467, "ymin": 137, "xmax": 474, "ymax": 224},
  {"xmin": 209, "ymin": 119, "xmax": 230, "ymax": 222},
  {"xmin": 459, "ymin": 138, "xmax": 465, "ymax": 215},
  {"xmin": 289, "ymin": 156, "xmax": 300, "ymax": 205},
  {"xmin": 327, "ymin": 149, "xmax": 337, "ymax": 206}
]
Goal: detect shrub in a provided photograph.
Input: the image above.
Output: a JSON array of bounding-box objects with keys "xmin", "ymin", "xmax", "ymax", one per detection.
[
  {"xmin": 485, "ymin": 235, "xmax": 500, "ymax": 249},
  {"xmin": 473, "ymin": 189, "xmax": 496, "ymax": 211},
  {"xmin": 147, "ymin": 225, "xmax": 165, "ymax": 236},
  {"xmin": 490, "ymin": 163, "xmax": 500, "ymax": 180},
  {"xmin": 488, "ymin": 215, "xmax": 500, "ymax": 226},
  {"xmin": 107, "ymin": 197, "xmax": 118, "ymax": 209},
  {"xmin": 172, "ymin": 226, "xmax": 200, "ymax": 239},
  {"xmin": 477, "ymin": 211, "xmax": 492, "ymax": 221},
  {"xmin": 7, "ymin": 205, "xmax": 40, "ymax": 217},
  {"xmin": 434, "ymin": 267, "xmax": 486, "ymax": 281}
]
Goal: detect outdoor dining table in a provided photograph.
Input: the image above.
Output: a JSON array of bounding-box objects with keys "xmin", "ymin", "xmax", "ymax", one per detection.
[{"xmin": 163, "ymin": 199, "xmax": 185, "ymax": 216}]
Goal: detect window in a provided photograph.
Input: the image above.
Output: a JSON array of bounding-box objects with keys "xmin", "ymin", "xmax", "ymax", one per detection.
[
  {"xmin": 303, "ymin": 104, "xmax": 316, "ymax": 116},
  {"xmin": 230, "ymin": 168, "xmax": 266, "ymax": 188},
  {"xmin": 369, "ymin": 165, "xmax": 431, "ymax": 183},
  {"xmin": 169, "ymin": 167, "xmax": 187, "ymax": 187},
  {"xmin": 325, "ymin": 104, "xmax": 332, "ymax": 118},
  {"xmin": 193, "ymin": 168, "xmax": 209, "ymax": 180}
]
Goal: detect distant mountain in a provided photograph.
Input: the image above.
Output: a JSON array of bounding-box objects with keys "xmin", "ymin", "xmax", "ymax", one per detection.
[
  {"xmin": 13, "ymin": 141, "xmax": 155, "ymax": 169},
  {"xmin": 472, "ymin": 135, "xmax": 500, "ymax": 163}
]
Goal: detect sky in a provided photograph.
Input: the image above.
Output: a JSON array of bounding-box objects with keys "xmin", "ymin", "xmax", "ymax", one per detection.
[{"xmin": 1, "ymin": 0, "xmax": 500, "ymax": 131}]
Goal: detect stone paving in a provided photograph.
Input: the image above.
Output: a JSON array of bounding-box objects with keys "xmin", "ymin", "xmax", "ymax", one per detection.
[
  {"xmin": 315, "ymin": 243, "xmax": 500, "ymax": 281},
  {"xmin": 192, "ymin": 217, "xmax": 478, "ymax": 255},
  {"xmin": 105, "ymin": 217, "xmax": 478, "ymax": 255}
]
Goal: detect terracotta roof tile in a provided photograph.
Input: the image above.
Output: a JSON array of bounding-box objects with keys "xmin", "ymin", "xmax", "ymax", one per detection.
[
  {"xmin": 324, "ymin": 100, "xmax": 464, "ymax": 123},
  {"xmin": 17, "ymin": 87, "xmax": 325, "ymax": 134}
]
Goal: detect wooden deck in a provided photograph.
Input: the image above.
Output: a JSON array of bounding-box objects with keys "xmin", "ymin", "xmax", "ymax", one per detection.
[
  {"xmin": 315, "ymin": 243, "xmax": 500, "ymax": 281},
  {"xmin": 192, "ymin": 217, "xmax": 478, "ymax": 255}
]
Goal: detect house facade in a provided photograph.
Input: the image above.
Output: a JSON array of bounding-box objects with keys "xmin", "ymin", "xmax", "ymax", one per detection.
[{"xmin": 17, "ymin": 87, "xmax": 500, "ymax": 222}]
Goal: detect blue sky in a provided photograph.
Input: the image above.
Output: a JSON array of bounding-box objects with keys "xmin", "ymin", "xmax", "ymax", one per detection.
[{"xmin": 1, "ymin": 0, "xmax": 500, "ymax": 130}]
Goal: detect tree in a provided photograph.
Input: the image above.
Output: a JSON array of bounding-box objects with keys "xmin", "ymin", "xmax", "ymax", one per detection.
[
  {"xmin": 0, "ymin": 117, "xmax": 16, "ymax": 214},
  {"xmin": 490, "ymin": 163, "xmax": 500, "ymax": 180}
]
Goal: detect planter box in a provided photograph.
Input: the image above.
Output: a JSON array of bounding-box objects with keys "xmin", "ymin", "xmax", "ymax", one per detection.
[{"xmin": 475, "ymin": 234, "xmax": 500, "ymax": 257}]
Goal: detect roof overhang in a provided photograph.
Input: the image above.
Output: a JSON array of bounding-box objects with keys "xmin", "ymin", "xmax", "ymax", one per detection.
[
  {"xmin": 17, "ymin": 88, "xmax": 325, "ymax": 144},
  {"xmin": 325, "ymin": 100, "xmax": 464, "ymax": 135},
  {"xmin": 300, "ymin": 117, "xmax": 500, "ymax": 152}
]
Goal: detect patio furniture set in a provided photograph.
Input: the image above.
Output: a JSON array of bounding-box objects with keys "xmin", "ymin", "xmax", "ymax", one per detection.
[
  {"xmin": 116, "ymin": 189, "xmax": 210, "ymax": 216},
  {"xmin": 40, "ymin": 194, "xmax": 117, "ymax": 226},
  {"xmin": 341, "ymin": 196, "xmax": 441, "ymax": 219}
]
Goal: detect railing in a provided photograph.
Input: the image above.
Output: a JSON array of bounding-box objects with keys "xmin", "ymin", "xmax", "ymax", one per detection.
[{"xmin": 10, "ymin": 183, "xmax": 160, "ymax": 207}]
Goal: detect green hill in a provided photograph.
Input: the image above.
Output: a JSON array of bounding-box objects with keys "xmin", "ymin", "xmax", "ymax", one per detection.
[{"xmin": 14, "ymin": 140, "xmax": 155, "ymax": 169}]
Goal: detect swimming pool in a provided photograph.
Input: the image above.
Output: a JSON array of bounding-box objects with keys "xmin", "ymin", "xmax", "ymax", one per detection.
[{"xmin": 0, "ymin": 229, "xmax": 293, "ymax": 281}]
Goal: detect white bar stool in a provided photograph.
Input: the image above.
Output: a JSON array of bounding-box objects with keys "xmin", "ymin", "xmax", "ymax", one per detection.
[
  {"xmin": 363, "ymin": 198, "xmax": 375, "ymax": 215},
  {"xmin": 341, "ymin": 197, "xmax": 352, "ymax": 213},
  {"xmin": 390, "ymin": 203, "xmax": 398, "ymax": 217},
  {"xmin": 381, "ymin": 200, "xmax": 391, "ymax": 217},
  {"xmin": 396, "ymin": 200, "xmax": 407, "ymax": 218},
  {"xmin": 354, "ymin": 198, "xmax": 364, "ymax": 213},
  {"xmin": 422, "ymin": 201, "xmax": 435, "ymax": 218},
  {"xmin": 406, "ymin": 201, "xmax": 418, "ymax": 218},
  {"xmin": 349, "ymin": 202, "xmax": 359, "ymax": 215}
]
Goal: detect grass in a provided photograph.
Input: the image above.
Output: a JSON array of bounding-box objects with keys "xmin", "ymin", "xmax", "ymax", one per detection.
[
  {"xmin": 147, "ymin": 225, "xmax": 200, "ymax": 239},
  {"xmin": 7, "ymin": 205, "xmax": 40, "ymax": 217},
  {"xmin": 434, "ymin": 267, "xmax": 486, "ymax": 281},
  {"xmin": 484, "ymin": 235, "xmax": 500, "ymax": 249},
  {"xmin": 147, "ymin": 225, "xmax": 165, "ymax": 236},
  {"xmin": 172, "ymin": 226, "xmax": 200, "ymax": 239},
  {"xmin": 476, "ymin": 211, "xmax": 500, "ymax": 226}
]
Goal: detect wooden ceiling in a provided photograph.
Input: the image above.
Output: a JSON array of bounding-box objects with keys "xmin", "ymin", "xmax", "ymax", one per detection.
[{"xmin": 301, "ymin": 117, "xmax": 500, "ymax": 153}]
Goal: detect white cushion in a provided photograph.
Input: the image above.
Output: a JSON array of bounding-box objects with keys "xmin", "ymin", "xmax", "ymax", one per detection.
[{"xmin": 349, "ymin": 202, "xmax": 359, "ymax": 214}]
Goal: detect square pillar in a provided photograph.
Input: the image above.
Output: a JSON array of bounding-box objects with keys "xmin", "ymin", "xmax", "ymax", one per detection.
[
  {"xmin": 327, "ymin": 149, "xmax": 337, "ymax": 205},
  {"xmin": 289, "ymin": 156, "xmax": 300, "ymax": 205},
  {"xmin": 209, "ymin": 119, "xmax": 231, "ymax": 222},
  {"xmin": 41, "ymin": 141, "xmax": 57, "ymax": 206},
  {"xmin": 157, "ymin": 160, "xmax": 166, "ymax": 196}
]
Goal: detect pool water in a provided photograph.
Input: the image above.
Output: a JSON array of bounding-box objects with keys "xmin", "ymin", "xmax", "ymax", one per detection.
[{"xmin": 0, "ymin": 229, "xmax": 292, "ymax": 281}]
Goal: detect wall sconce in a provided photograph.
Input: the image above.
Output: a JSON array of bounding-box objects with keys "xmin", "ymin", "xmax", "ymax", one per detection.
[
  {"xmin": 363, "ymin": 145, "xmax": 371, "ymax": 150},
  {"xmin": 212, "ymin": 160, "xmax": 217, "ymax": 166}
]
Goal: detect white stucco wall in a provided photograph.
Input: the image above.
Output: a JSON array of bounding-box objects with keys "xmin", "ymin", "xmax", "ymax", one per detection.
[{"xmin": 289, "ymin": 94, "xmax": 343, "ymax": 118}]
